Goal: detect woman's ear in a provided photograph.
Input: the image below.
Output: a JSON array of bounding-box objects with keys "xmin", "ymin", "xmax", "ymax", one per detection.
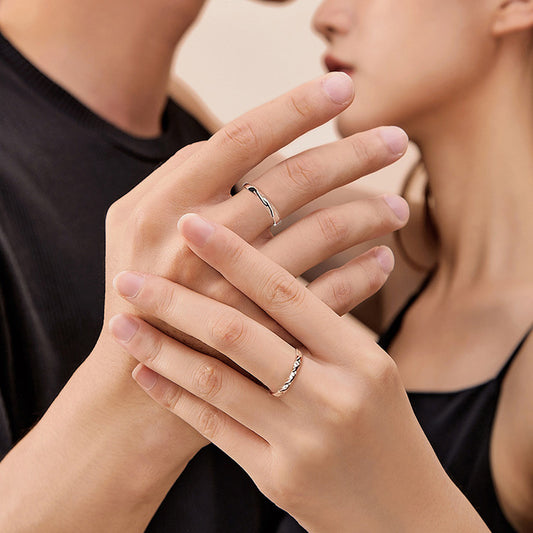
[{"xmin": 493, "ymin": 0, "xmax": 533, "ymax": 36}]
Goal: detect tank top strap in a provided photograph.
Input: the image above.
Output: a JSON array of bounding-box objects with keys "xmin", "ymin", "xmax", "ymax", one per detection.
[
  {"xmin": 379, "ymin": 271, "xmax": 434, "ymax": 350},
  {"xmin": 495, "ymin": 325, "xmax": 533, "ymax": 381}
]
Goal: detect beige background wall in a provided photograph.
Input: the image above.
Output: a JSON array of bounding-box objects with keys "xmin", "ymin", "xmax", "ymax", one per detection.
[{"xmin": 176, "ymin": 0, "xmax": 416, "ymax": 193}]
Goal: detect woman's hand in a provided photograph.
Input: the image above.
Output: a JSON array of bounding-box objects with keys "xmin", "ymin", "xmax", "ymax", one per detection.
[{"xmin": 111, "ymin": 213, "xmax": 489, "ymax": 533}]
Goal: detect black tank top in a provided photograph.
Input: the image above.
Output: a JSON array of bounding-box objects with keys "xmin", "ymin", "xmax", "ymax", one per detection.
[{"xmin": 379, "ymin": 278, "xmax": 532, "ymax": 532}]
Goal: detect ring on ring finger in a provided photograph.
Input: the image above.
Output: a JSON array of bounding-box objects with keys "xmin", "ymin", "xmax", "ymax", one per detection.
[{"xmin": 271, "ymin": 347, "xmax": 303, "ymax": 397}]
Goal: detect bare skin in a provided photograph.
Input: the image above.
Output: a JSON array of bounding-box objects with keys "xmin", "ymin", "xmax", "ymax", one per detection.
[
  {"xmin": 130, "ymin": 0, "xmax": 533, "ymax": 530},
  {"xmin": 0, "ymin": 0, "xmax": 412, "ymax": 531},
  {"xmin": 111, "ymin": 216, "xmax": 490, "ymax": 532},
  {"xmin": 0, "ymin": 0, "xmax": 205, "ymax": 137},
  {"xmin": 312, "ymin": 0, "xmax": 533, "ymax": 529}
]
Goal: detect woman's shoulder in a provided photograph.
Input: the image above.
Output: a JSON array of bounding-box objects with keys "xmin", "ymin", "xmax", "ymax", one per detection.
[{"xmin": 491, "ymin": 321, "xmax": 533, "ymax": 530}]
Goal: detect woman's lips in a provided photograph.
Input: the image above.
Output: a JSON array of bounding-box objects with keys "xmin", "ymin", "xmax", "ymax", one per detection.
[{"xmin": 324, "ymin": 55, "xmax": 354, "ymax": 75}]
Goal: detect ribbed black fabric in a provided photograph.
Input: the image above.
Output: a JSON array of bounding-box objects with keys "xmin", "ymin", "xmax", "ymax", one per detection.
[
  {"xmin": 0, "ymin": 31, "xmax": 283, "ymax": 532},
  {"xmin": 379, "ymin": 279, "xmax": 531, "ymax": 533}
]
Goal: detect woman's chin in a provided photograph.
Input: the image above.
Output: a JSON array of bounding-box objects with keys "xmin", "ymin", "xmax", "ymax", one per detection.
[
  {"xmin": 335, "ymin": 112, "xmax": 383, "ymax": 138},
  {"xmin": 335, "ymin": 106, "xmax": 411, "ymax": 139}
]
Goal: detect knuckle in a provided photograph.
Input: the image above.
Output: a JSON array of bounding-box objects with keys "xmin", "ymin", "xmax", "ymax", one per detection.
[
  {"xmin": 170, "ymin": 141, "xmax": 205, "ymax": 165},
  {"xmin": 106, "ymin": 198, "xmax": 133, "ymax": 233},
  {"xmin": 270, "ymin": 452, "xmax": 306, "ymax": 506},
  {"xmin": 365, "ymin": 354, "xmax": 399, "ymax": 391},
  {"xmin": 322, "ymin": 386, "xmax": 363, "ymax": 427},
  {"xmin": 130, "ymin": 205, "xmax": 151, "ymax": 234},
  {"xmin": 173, "ymin": 245, "xmax": 202, "ymax": 288},
  {"xmin": 192, "ymin": 362, "xmax": 223, "ymax": 401},
  {"xmin": 150, "ymin": 282, "xmax": 179, "ymax": 319},
  {"xmin": 221, "ymin": 118, "xmax": 262, "ymax": 152},
  {"xmin": 224, "ymin": 239, "xmax": 246, "ymax": 270},
  {"xmin": 282, "ymin": 155, "xmax": 320, "ymax": 193},
  {"xmin": 197, "ymin": 405, "xmax": 223, "ymax": 440},
  {"xmin": 352, "ymin": 354, "xmax": 401, "ymax": 407},
  {"xmin": 263, "ymin": 272, "xmax": 305, "ymax": 309},
  {"xmin": 208, "ymin": 313, "xmax": 247, "ymax": 351},
  {"xmin": 328, "ymin": 272, "xmax": 353, "ymax": 311},
  {"xmin": 350, "ymin": 135, "xmax": 379, "ymax": 168},
  {"xmin": 296, "ymin": 434, "xmax": 329, "ymax": 466},
  {"xmin": 356, "ymin": 259, "xmax": 384, "ymax": 296},
  {"xmin": 312, "ymin": 372, "xmax": 363, "ymax": 427},
  {"xmin": 105, "ymin": 201, "xmax": 120, "ymax": 228},
  {"xmin": 287, "ymin": 93, "xmax": 314, "ymax": 119},
  {"xmin": 144, "ymin": 331, "xmax": 164, "ymax": 366},
  {"xmin": 325, "ymin": 402, "xmax": 361, "ymax": 435},
  {"xmin": 128, "ymin": 200, "xmax": 169, "ymax": 251},
  {"xmin": 161, "ymin": 384, "xmax": 184, "ymax": 411},
  {"xmin": 203, "ymin": 277, "xmax": 235, "ymax": 304},
  {"xmin": 315, "ymin": 208, "xmax": 350, "ymax": 245}
]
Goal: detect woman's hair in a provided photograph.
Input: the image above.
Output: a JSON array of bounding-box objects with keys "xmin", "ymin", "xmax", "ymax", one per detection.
[{"xmin": 394, "ymin": 160, "xmax": 439, "ymax": 272}]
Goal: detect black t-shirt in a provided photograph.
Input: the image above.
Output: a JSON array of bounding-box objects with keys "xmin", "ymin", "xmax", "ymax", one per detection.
[{"xmin": 0, "ymin": 31, "xmax": 283, "ymax": 531}]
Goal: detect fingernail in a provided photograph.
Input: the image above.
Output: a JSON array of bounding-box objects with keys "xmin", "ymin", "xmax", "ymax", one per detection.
[
  {"xmin": 379, "ymin": 126, "xmax": 409, "ymax": 156},
  {"xmin": 132, "ymin": 364, "xmax": 158, "ymax": 391},
  {"xmin": 178, "ymin": 213, "xmax": 215, "ymax": 247},
  {"xmin": 375, "ymin": 247, "xmax": 395, "ymax": 275},
  {"xmin": 322, "ymin": 72, "xmax": 354, "ymax": 105},
  {"xmin": 109, "ymin": 314, "xmax": 139, "ymax": 343},
  {"xmin": 113, "ymin": 272, "xmax": 145, "ymax": 298},
  {"xmin": 384, "ymin": 194, "xmax": 409, "ymax": 223}
]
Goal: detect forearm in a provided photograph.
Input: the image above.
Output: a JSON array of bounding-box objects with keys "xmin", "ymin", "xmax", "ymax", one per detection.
[
  {"xmin": 0, "ymin": 340, "xmax": 204, "ymax": 532},
  {"xmin": 305, "ymin": 462, "xmax": 490, "ymax": 533}
]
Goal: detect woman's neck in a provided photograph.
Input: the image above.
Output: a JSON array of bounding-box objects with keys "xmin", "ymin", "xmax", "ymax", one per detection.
[
  {"xmin": 414, "ymin": 47, "xmax": 533, "ymax": 295},
  {"xmin": 0, "ymin": 0, "xmax": 202, "ymax": 137}
]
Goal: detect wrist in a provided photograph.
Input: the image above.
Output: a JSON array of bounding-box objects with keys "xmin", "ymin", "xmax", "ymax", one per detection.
[
  {"xmin": 89, "ymin": 331, "xmax": 207, "ymax": 459},
  {"xmin": 41, "ymin": 334, "xmax": 206, "ymax": 506},
  {"xmin": 0, "ymin": 337, "xmax": 206, "ymax": 532},
  {"xmin": 306, "ymin": 477, "xmax": 488, "ymax": 533}
]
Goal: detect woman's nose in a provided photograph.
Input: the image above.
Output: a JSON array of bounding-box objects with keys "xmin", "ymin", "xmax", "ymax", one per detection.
[{"xmin": 312, "ymin": 0, "xmax": 351, "ymax": 42}]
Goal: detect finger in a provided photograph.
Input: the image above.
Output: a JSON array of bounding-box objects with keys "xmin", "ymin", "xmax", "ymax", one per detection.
[
  {"xmin": 178, "ymin": 214, "xmax": 359, "ymax": 359},
  {"xmin": 109, "ymin": 313, "xmax": 285, "ymax": 438},
  {"xmin": 261, "ymin": 195, "xmax": 409, "ymax": 275},
  {"xmin": 223, "ymin": 126, "xmax": 409, "ymax": 241},
  {"xmin": 306, "ymin": 247, "xmax": 394, "ymax": 316},
  {"xmin": 112, "ymin": 272, "xmax": 300, "ymax": 392},
  {"xmin": 131, "ymin": 364, "xmax": 271, "ymax": 479},
  {"xmin": 163, "ymin": 73, "xmax": 355, "ymax": 198}
]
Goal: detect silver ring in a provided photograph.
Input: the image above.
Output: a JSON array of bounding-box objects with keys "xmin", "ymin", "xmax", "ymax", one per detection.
[
  {"xmin": 243, "ymin": 182, "xmax": 281, "ymax": 227},
  {"xmin": 272, "ymin": 348, "xmax": 303, "ymax": 397}
]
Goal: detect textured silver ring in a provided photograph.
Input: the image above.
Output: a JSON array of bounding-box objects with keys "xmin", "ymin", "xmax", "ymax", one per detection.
[
  {"xmin": 243, "ymin": 182, "xmax": 281, "ymax": 227},
  {"xmin": 272, "ymin": 348, "xmax": 303, "ymax": 397}
]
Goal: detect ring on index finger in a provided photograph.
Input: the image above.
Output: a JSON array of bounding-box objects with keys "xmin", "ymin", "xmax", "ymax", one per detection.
[{"xmin": 243, "ymin": 182, "xmax": 281, "ymax": 227}]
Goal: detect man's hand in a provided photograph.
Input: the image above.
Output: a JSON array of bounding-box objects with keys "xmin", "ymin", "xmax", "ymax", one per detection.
[
  {"xmin": 0, "ymin": 73, "xmax": 409, "ymax": 532},
  {"xmin": 103, "ymin": 72, "xmax": 408, "ymax": 366}
]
